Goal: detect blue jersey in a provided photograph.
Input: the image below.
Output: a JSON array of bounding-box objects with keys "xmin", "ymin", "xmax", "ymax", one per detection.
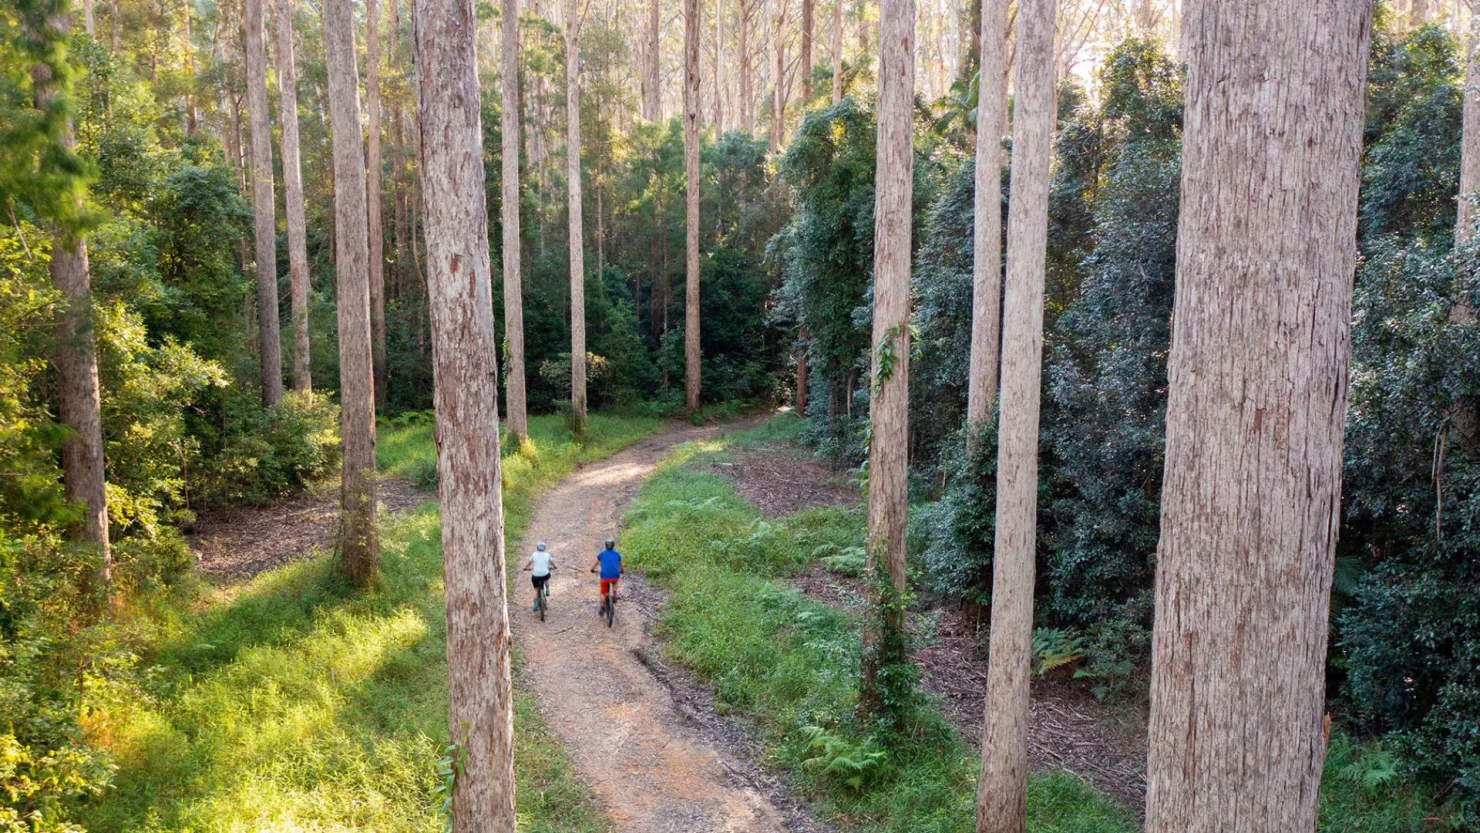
[{"xmin": 597, "ymin": 548, "xmax": 622, "ymax": 579}]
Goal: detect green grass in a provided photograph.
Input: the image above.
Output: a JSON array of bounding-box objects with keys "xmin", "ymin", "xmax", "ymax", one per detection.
[
  {"xmin": 1317, "ymin": 733, "xmax": 1467, "ymax": 832},
  {"xmin": 79, "ymin": 412, "xmax": 660, "ymax": 832},
  {"xmin": 621, "ymin": 417, "xmax": 1138, "ymax": 833}
]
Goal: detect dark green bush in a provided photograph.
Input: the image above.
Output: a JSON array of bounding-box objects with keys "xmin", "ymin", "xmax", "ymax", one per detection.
[{"xmin": 195, "ymin": 391, "xmax": 341, "ymax": 506}]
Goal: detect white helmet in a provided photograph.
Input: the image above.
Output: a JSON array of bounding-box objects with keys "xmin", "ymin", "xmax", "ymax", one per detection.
[{"xmin": 536, "ymin": 541, "xmax": 547, "ymax": 551}]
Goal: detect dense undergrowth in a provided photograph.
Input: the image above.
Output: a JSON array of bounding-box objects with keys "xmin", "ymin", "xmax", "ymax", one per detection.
[
  {"xmin": 623, "ymin": 416, "xmax": 1460, "ymax": 833},
  {"xmin": 61, "ymin": 412, "xmax": 657, "ymax": 832}
]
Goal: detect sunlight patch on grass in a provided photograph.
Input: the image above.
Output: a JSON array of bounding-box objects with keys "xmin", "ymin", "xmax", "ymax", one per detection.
[{"xmin": 82, "ymin": 412, "xmax": 662, "ymax": 832}]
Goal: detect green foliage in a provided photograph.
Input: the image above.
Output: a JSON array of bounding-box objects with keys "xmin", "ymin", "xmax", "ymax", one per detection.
[
  {"xmin": 193, "ymin": 391, "xmax": 341, "ymax": 506},
  {"xmin": 1042, "ymin": 40, "xmax": 1181, "ymax": 636},
  {"xmin": 1360, "ymin": 24, "xmax": 1461, "ymax": 246},
  {"xmin": 1031, "ymin": 628, "xmax": 1086, "ymax": 677},
  {"xmin": 0, "ymin": 1, "xmax": 92, "ymax": 235},
  {"xmin": 71, "ymin": 413, "xmax": 654, "ymax": 832},
  {"xmin": 623, "ymin": 423, "xmax": 1138, "ymax": 832},
  {"xmin": 800, "ymin": 725, "xmax": 888, "ymax": 791},
  {"xmin": 1318, "ymin": 733, "xmax": 1470, "ymax": 832},
  {"xmin": 1334, "ymin": 24, "xmax": 1480, "ymax": 805},
  {"xmin": 909, "ymin": 421, "xmax": 996, "ymax": 604}
]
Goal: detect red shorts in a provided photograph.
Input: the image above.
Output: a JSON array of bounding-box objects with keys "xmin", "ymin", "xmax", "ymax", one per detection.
[{"xmin": 600, "ymin": 578, "xmax": 619, "ymax": 596}]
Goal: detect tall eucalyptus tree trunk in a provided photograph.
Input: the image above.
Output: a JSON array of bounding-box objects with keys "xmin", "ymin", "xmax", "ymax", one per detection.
[
  {"xmin": 642, "ymin": 0, "xmax": 661, "ymax": 120},
  {"xmin": 323, "ymin": 0, "xmax": 379, "ymax": 586},
  {"xmin": 976, "ymin": 0, "xmax": 1055, "ymax": 830},
  {"xmin": 566, "ymin": 0, "xmax": 587, "ymax": 435},
  {"xmin": 502, "ymin": 0, "xmax": 529, "ymax": 444},
  {"xmin": 274, "ymin": 0, "xmax": 313, "ymax": 392},
  {"xmin": 244, "ymin": 0, "xmax": 284, "ymax": 406},
  {"xmin": 413, "ymin": 0, "xmax": 516, "ymax": 826},
  {"xmin": 38, "ymin": 11, "xmax": 109, "ymax": 590},
  {"xmin": 801, "ymin": 0, "xmax": 813, "ymax": 101},
  {"xmin": 367, "ymin": 0, "xmax": 387, "ymax": 406},
  {"xmin": 684, "ymin": 0, "xmax": 701, "ymax": 412},
  {"xmin": 964, "ymin": 0, "xmax": 1005, "ymax": 447},
  {"xmin": 831, "ymin": 0, "xmax": 842, "ymax": 102},
  {"xmin": 1458, "ymin": 0, "xmax": 1480, "ymax": 252},
  {"xmin": 859, "ymin": 0, "xmax": 912, "ymax": 717},
  {"xmin": 1145, "ymin": 3, "xmax": 1371, "ymax": 832}
]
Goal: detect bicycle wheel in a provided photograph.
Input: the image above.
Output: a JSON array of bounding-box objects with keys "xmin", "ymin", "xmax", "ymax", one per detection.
[
  {"xmin": 605, "ymin": 594, "xmax": 614, "ymax": 628},
  {"xmin": 537, "ymin": 592, "xmax": 546, "ymax": 622}
]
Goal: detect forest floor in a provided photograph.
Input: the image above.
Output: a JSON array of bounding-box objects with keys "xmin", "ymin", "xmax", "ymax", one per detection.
[
  {"xmin": 702, "ymin": 432, "xmax": 1151, "ymax": 812},
  {"xmin": 187, "ymin": 477, "xmax": 428, "ymax": 579},
  {"xmin": 512, "ymin": 416, "xmax": 832, "ymax": 833}
]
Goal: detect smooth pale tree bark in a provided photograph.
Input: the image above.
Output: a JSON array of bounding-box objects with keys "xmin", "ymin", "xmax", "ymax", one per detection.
[
  {"xmin": 183, "ymin": 0, "xmax": 197, "ymax": 132},
  {"xmin": 1135, "ymin": 0, "xmax": 1157, "ymax": 30},
  {"xmin": 566, "ymin": 0, "xmax": 587, "ymax": 435},
  {"xmin": 964, "ymin": 0, "xmax": 1004, "ymax": 445},
  {"xmin": 642, "ymin": 0, "xmax": 661, "ymax": 120},
  {"xmin": 502, "ymin": 0, "xmax": 528, "ymax": 444},
  {"xmin": 801, "ymin": 0, "xmax": 813, "ymax": 100},
  {"xmin": 1458, "ymin": 1, "xmax": 1480, "ymax": 252},
  {"xmin": 859, "ymin": 0, "xmax": 912, "ymax": 714},
  {"xmin": 976, "ymin": 0, "xmax": 1054, "ymax": 829},
  {"xmin": 715, "ymin": 0, "xmax": 725, "ymax": 131},
  {"xmin": 274, "ymin": 0, "xmax": 312, "ymax": 392},
  {"xmin": 413, "ymin": 0, "xmax": 517, "ymax": 826},
  {"xmin": 684, "ymin": 0, "xmax": 701, "ymax": 412},
  {"xmin": 740, "ymin": 0, "xmax": 755, "ymax": 133},
  {"xmin": 831, "ymin": 0, "xmax": 842, "ymax": 102},
  {"xmin": 39, "ymin": 12, "xmax": 109, "ymax": 588},
  {"xmin": 367, "ymin": 0, "xmax": 387, "ymax": 407},
  {"xmin": 768, "ymin": 0, "xmax": 786, "ymax": 151},
  {"xmin": 84, "ymin": 0, "xmax": 94, "ymax": 34},
  {"xmin": 323, "ymin": 0, "xmax": 379, "ymax": 586},
  {"xmin": 245, "ymin": 0, "xmax": 284, "ymax": 407},
  {"xmin": 1144, "ymin": 3, "xmax": 1371, "ymax": 832}
]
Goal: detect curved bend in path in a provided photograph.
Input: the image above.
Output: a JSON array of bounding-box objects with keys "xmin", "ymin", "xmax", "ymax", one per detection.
[{"xmin": 514, "ymin": 419, "xmax": 791, "ymax": 833}]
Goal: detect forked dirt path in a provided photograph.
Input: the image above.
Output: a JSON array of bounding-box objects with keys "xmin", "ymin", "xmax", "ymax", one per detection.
[{"xmin": 513, "ymin": 418, "xmax": 798, "ymax": 833}]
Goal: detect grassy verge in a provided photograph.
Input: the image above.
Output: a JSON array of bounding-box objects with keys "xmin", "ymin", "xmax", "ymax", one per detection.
[
  {"xmin": 621, "ymin": 416, "xmax": 1136, "ymax": 833},
  {"xmin": 622, "ymin": 415, "xmax": 1457, "ymax": 833},
  {"xmin": 79, "ymin": 412, "xmax": 659, "ymax": 832}
]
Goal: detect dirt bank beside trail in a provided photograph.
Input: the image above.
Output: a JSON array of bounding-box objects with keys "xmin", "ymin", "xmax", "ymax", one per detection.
[{"xmin": 511, "ymin": 418, "xmax": 831, "ymax": 833}]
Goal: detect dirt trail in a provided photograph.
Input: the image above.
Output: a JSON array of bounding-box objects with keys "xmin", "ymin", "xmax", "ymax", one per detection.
[{"xmin": 513, "ymin": 419, "xmax": 799, "ymax": 833}]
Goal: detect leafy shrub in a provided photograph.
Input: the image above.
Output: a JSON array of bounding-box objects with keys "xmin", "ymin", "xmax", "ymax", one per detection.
[
  {"xmin": 0, "ymin": 530, "xmax": 118, "ymax": 832},
  {"xmin": 410, "ymin": 459, "xmax": 439, "ymax": 493},
  {"xmin": 909, "ymin": 421, "xmax": 996, "ymax": 605},
  {"xmin": 1031, "ymin": 628, "xmax": 1086, "ymax": 677},
  {"xmin": 196, "ymin": 391, "xmax": 341, "ymax": 506},
  {"xmin": 800, "ymin": 725, "xmax": 888, "ymax": 791}
]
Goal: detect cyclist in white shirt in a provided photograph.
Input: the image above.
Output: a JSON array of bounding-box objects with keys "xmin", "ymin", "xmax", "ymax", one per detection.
[{"xmin": 521, "ymin": 541, "xmax": 555, "ymax": 612}]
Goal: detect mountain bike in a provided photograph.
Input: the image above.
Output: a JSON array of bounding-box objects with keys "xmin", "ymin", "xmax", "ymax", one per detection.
[
  {"xmin": 533, "ymin": 567, "xmax": 554, "ymax": 622},
  {"xmin": 599, "ymin": 587, "xmax": 616, "ymax": 627}
]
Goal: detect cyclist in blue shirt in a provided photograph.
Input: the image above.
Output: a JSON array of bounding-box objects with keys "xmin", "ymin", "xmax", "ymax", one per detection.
[{"xmin": 589, "ymin": 539, "xmax": 622, "ymax": 612}]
